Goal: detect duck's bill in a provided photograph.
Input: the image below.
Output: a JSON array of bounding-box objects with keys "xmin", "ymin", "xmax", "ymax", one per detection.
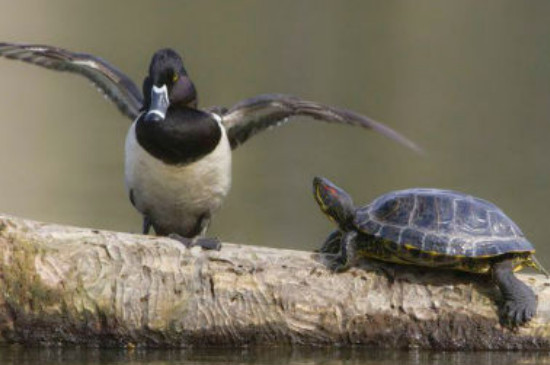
[{"xmin": 144, "ymin": 84, "xmax": 169, "ymax": 122}]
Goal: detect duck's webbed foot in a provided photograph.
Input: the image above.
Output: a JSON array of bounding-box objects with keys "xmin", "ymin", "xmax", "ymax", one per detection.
[{"xmin": 168, "ymin": 233, "xmax": 222, "ymax": 251}]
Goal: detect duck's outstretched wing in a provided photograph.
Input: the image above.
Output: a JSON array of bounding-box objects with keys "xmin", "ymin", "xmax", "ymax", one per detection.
[
  {"xmin": 0, "ymin": 42, "xmax": 143, "ymax": 120},
  {"xmin": 220, "ymin": 94, "xmax": 421, "ymax": 152}
]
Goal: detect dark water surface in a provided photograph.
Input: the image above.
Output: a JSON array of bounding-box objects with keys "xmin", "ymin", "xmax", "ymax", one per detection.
[{"xmin": 1, "ymin": 347, "xmax": 549, "ymax": 365}]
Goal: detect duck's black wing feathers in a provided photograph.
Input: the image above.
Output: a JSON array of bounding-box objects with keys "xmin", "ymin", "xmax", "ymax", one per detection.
[
  {"xmin": 0, "ymin": 42, "xmax": 143, "ymax": 120},
  {"xmin": 220, "ymin": 94, "xmax": 421, "ymax": 152}
]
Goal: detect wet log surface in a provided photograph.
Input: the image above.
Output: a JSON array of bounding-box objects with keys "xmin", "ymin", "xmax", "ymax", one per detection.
[{"xmin": 0, "ymin": 214, "xmax": 549, "ymax": 349}]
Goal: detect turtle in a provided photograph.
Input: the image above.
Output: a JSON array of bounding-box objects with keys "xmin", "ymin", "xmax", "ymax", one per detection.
[{"xmin": 312, "ymin": 176, "xmax": 549, "ymax": 326}]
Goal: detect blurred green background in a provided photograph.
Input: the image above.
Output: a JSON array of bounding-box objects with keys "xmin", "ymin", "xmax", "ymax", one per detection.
[{"xmin": 0, "ymin": 1, "xmax": 549, "ymax": 267}]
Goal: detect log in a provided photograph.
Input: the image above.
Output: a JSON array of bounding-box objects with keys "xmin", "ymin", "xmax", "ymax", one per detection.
[{"xmin": 0, "ymin": 213, "xmax": 549, "ymax": 350}]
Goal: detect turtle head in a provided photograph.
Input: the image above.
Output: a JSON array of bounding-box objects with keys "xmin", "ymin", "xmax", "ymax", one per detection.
[{"xmin": 313, "ymin": 177, "xmax": 355, "ymax": 230}]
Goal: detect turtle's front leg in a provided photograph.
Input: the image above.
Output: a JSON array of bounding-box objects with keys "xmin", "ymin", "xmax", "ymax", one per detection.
[
  {"xmin": 318, "ymin": 230, "xmax": 343, "ymax": 254},
  {"xmin": 328, "ymin": 231, "xmax": 357, "ymax": 272},
  {"xmin": 492, "ymin": 259, "xmax": 537, "ymax": 326}
]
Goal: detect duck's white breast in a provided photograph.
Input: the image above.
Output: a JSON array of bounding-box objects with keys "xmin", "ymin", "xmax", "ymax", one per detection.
[{"xmin": 124, "ymin": 120, "xmax": 232, "ymax": 235}]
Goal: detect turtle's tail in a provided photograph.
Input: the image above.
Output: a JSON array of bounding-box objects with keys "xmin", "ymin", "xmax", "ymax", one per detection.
[{"xmin": 530, "ymin": 255, "xmax": 550, "ymax": 278}]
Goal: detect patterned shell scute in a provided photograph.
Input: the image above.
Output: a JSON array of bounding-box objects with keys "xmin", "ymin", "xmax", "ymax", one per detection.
[{"xmin": 353, "ymin": 188, "xmax": 534, "ymax": 257}]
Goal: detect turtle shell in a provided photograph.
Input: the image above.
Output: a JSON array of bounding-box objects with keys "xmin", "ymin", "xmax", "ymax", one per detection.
[{"xmin": 353, "ymin": 188, "xmax": 534, "ymax": 257}]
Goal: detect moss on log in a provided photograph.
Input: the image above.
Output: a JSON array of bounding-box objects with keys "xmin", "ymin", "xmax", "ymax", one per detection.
[{"xmin": 0, "ymin": 214, "xmax": 549, "ymax": 349}]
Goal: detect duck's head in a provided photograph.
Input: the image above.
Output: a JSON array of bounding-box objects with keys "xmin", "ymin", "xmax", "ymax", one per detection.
[{"xmin": 142, "ymin": 48, "xmax": 197, "ymax": 122}]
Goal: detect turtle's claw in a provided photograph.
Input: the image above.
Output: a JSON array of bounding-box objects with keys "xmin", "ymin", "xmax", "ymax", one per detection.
[{"xmin": 499, "ymin": 299, "xmax": 536, "ymax": 327}]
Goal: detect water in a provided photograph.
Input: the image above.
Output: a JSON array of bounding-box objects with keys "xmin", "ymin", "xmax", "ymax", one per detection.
[
  {"xmin": 1, "ymin": 0, "xmax": 550, "ymax": 362},
  {"xmin": 1, "ymin": 347, "xmax": 549, "ymax": 365}
]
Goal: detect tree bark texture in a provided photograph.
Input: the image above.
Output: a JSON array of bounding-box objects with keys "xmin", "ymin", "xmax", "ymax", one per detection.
[{"xmin": 0, "ymin": 214, "xmax": 549, "ymax": 349}]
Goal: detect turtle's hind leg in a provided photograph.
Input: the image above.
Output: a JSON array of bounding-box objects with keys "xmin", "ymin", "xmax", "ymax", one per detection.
[{"xmin": 492, "ymin": 259, "xmax": 537, "ymax": 326}]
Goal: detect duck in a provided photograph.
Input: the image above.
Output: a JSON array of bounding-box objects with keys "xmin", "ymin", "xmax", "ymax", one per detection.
[{"xmin": 0, "ymin": 42, "xmax": 421, "ymax": 249}]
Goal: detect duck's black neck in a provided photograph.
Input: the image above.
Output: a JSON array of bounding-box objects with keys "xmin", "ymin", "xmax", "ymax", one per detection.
[{"xmin": 135, "ymin": 107, "xmax": 222, "ymax": 165}]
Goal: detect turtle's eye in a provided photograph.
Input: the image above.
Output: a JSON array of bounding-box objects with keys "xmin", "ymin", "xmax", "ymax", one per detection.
[{"xmin": 172, "ymin": 73, "xmax": 179, "ymax": 83}]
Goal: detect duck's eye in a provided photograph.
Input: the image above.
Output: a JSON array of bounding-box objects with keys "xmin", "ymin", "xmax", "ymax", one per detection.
[{"xmin": 172, "ymin": 73, "xmax": 179, "ymax": 83}]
